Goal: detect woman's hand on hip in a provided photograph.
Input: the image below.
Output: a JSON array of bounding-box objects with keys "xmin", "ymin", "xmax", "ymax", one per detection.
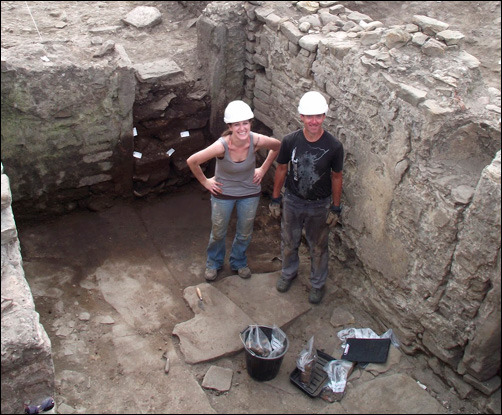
[
  {"xmin": 204, "ymin": 177, "xmax": 223, "ymax": 195},
  {"xmin": 253, "ymin": 167, "xmax": 264, "ymax": 184}
]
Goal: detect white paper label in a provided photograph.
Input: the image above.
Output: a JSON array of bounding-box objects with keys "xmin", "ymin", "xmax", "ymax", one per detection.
[
  {"xmin": 133, "ymin": 151, "xmax": 142, "ymax": 159},
  {"xmin": 180, "ymin": 131, "xmax": 190, "ymax": 137}
]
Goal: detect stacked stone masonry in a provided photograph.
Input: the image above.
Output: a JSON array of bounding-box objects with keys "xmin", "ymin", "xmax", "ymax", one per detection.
[
  {"xmin": 223, "ymin": 0, "xmax": 501, "ymax": 409},
  {"xmin": 1, "ymin": 163, "xmax": 55, "ymax": 414}
]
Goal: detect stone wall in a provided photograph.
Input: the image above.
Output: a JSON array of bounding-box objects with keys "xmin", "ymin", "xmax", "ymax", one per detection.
[
  {"xmin": 1, "ymin": 163, "xmax": 55, "ymax": 413},
  {"xmin": 131, "ymin": 55, "xmax": 210, "ymax": 197},
  {"xmin": 1, "ymin": 45, "xmax": 136, "ymax": 219},
  {"xmin": 0, "ymin": 19, "xmax": 212, "ymax": 207},
  {"xmin": 198, "ymin": 1, "xmax": 500, "ymax": 409},
  {"xmin": 196, "ymin": 1, "xmax": 249, "ymax": 138}
]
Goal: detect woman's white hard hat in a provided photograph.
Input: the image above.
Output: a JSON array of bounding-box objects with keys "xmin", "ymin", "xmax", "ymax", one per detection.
[
  {"xmin": 298, "ymin": 91, "xmax": 329, "ymax": 115},
  {"xmin": 224, "ymin": 100, "xmax": 254, "ymax": 123}
]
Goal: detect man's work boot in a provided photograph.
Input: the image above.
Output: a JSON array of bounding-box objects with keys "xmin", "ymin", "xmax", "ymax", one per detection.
[
  {"xmin": 309, "ymin": 287, "xmax": 324, "ymax": 304},
  {"xmin": 276, "ymin": 276, "xmax": 294, "ymax": 292}
]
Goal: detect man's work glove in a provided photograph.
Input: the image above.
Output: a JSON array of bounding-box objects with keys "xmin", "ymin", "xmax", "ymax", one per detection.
[
  {"xmin": 326, "ymin": 205, "xmax": 342, "ymax": 228},
  {"xmin": 269, "ymin": 196, "xmax": 282, "ymax": 219}
]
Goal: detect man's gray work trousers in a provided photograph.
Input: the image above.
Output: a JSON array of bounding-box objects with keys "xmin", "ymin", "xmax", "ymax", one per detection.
[{"xmin": 281, "ymin": 191, "xmax": 330, "ymax": 289}]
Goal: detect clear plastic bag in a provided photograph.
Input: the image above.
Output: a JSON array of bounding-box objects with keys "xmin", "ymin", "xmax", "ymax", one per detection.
[
  {"xmin": 320, "ymin": 360, "xmax": 354, "ymax": 402},
  {"xmin": 337, "ymin": 327, "xmax": 400, "ymax": 348},
  {"xmin": 269, "ymin": 325, "xmax": 287, "ymax": 358},
  {"xmin": 296, "ymin": 336, "xmax": 318, "ymax": 384},
  {"xmin": 245, "ymin": 325, "xmax": 272, "ymax": 357}
]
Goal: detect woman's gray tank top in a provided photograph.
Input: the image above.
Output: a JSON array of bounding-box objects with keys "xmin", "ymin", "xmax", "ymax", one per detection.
[{"xmin": 215, "ymin": 133, "xmax": 261, "ymax": 198}]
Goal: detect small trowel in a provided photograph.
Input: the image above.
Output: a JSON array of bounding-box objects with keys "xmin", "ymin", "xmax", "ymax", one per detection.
[{"xmin": 196, "ymin": 286, "xmax": 205, "ymax": 310}]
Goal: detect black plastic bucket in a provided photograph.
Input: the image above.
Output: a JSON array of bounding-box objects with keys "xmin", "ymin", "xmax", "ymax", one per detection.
[{"xmin": 240, "ymin": 325, "xmax": 289, "ymax": 381}]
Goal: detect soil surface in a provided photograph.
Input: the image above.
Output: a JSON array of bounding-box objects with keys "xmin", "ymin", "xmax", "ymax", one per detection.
[
  {"xmin": 16, "ymin": 186, "xmax": 480, "ymax": 414},
  {"xmin": 3, "ymin": 1, "xmax": 501, "ymax": 414},
  {"xmin": 1, "ymin": 1, "xmax": 500, "ymax": 88}
]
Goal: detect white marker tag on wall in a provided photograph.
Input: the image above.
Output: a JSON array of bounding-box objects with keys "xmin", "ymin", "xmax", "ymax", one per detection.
[
  {"xmin": 180, "ymin": 131, "xmax": 190, "ymax": 137},
  {"xmin": 167, "ymin": 148, "xmax": 175, "ymax": 156},
  {"xmin": 133, "ymin": 127, "xmax": 138, "ymax": 136},
  {"xmin": 133, "ymin": 151, "xmax": 142, "ymax": 159}
]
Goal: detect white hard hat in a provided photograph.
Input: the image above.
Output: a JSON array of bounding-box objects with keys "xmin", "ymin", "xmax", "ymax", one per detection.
[
  {"xmin": 297, "ymin": 91, "xmax": 329, "ymax": 115},
  {"xmin": 223, "ymin": 100, "xmax": 254, "ymax": 124}
]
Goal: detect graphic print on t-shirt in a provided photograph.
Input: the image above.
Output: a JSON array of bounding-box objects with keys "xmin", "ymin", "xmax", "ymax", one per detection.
[{"xmin": 292, "ymin": 145, "xmax": 329, "ymax": 198}]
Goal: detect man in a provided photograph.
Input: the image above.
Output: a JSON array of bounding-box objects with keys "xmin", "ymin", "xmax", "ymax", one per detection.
[{"xmin": 269, "ymin": 91, "xmax": 343, "ymax": 304}]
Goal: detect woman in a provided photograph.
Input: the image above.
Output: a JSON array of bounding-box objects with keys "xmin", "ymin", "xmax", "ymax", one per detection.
[{"xmin": 187, "ymin": 100, "xmax": 281, "ymax": 281}]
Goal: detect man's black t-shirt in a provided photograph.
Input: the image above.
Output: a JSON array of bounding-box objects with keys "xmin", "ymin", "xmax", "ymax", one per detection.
[{"xmin": 277, "ymin": 129, "xmax": 343, "ymax": 200}]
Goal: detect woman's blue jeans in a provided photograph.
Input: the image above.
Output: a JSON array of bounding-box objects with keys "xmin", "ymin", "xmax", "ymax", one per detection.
[
  {"xmin": 281, "ymin": 191, "xmax": 330, "ymax": 289},
  {"xmin": 206, "ymin": 195, "xmax": 260, "ymax": 271}
]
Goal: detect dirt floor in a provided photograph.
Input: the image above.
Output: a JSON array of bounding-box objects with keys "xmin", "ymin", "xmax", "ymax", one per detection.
[
  {"xmin": 3, "ymin": 1, "xmax": 501, "ymax": 414},
  {"xmin": 16, "ymin": 186, "xmax": 481, "ymax": 414}
]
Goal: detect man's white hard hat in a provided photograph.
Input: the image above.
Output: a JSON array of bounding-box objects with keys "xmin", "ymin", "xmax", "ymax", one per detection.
[
  {"xmin": 224, "ymin": 100, "xmax": 254, "ymax": 123},
  {"xmin": 298, "ymin": 91, "xmax": 329, "ymax": 115}
]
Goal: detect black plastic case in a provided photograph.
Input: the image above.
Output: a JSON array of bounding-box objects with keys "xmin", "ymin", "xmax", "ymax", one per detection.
[{"xmin": 289, "ymin": 349, "xmax": 335, "ymax": 397}]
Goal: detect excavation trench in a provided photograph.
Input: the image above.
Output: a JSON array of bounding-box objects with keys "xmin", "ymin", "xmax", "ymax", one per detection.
[{"xmin": 1, "ymin": 2, "xmax": 500, "ymax": 414}]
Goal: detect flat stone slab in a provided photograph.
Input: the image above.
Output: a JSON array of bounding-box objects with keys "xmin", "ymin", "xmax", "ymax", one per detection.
[
  {"xmin": 133, "ymin": 58, "xmax": 184, "ymax": 82},
  {"xmin": 214, "ymin": 271, "xmax": 311, "ymax": 326},
  {"xmin": 172, "ymin": 283, "xmax": 254, "ymax": 364},
  {"xmin": 202, "ymin": 365, "xmax": 233, "ymax": 392},
  {"xmin": 123, "ymin": 6, "xmax": 162, "ymax": 29},
  {"xmin": 172, "ymin": 272, "xmax": 311, "ymax": 364},
  {"xmin": 341, "ymin": 373, "xmax": 447, "ymax": 413}
]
